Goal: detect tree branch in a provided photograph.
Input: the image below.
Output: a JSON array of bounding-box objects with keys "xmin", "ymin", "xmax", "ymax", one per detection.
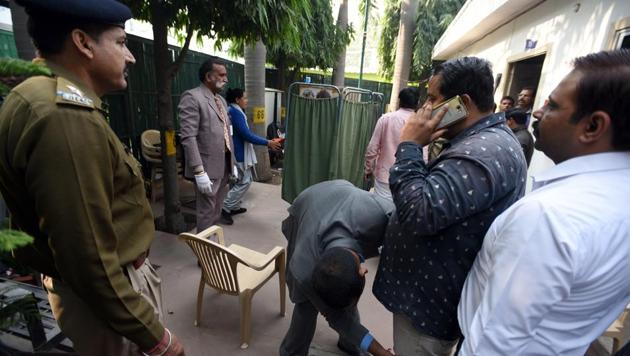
[{"xmin": 167, "ymin": 25, "xmax": 194, "ymax": 80}]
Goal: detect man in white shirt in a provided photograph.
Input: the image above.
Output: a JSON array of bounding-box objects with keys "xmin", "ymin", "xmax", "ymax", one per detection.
[{"xmin": 458, "ymin": 49, "xmax": 630, "ymax": 355}]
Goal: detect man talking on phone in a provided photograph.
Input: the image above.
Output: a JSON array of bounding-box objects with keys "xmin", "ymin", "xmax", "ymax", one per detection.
[{"xmin": 373, "ymin": 57, "xmax": 527, "ymax": 355}]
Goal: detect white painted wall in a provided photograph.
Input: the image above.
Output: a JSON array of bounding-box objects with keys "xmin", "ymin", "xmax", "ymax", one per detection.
[{"xmin": 434, "ymin": 0, "xmax": 630, "ymax": 188}]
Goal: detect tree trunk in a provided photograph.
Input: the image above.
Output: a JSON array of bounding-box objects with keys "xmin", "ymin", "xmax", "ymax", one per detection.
[
  {"xmin": 277, "ymin": 57, "xmax": 288, "ymax": 93},
  {"xmin": 388, "ymin": 0, "xmax": 419, "ymax": 112},
  {"xmin": 244, "ymin": 40, "xmax": 272, "ymax": 181},
  {"xmin": 9, "ymin": 0, "xmax": 36, "ymax": 60},
  {"xmin": 331, "ymin": 0, "xmax": 348, "ymax": 89},
  {"xmin": 150, "ymin": 1, "xmax": 185, "ymax": 232}
]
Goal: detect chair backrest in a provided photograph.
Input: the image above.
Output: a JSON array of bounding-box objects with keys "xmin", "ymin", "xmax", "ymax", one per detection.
[
  {"xmin": 141, "ymin": 129, "xmax": 160, "ymax": 148},
  {"xmin": 141, "ymin": 130, "xmax": 162, "ymax": 163},
  {"xmin": 180, "ymin": 231, "xmax": 243, "ymax": 296}
]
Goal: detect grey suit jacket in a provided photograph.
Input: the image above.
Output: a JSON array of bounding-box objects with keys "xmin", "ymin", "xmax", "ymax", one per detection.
[
  {"xmin": 282, "ymin": 180, "xmax": 394, "ymax": 347},
  {"xmin": 178, "ymin": 84, "xmax": 235, "ymax": 180}
]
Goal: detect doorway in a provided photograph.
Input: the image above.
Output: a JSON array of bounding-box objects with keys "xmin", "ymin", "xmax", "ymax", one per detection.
[{"xmin": 505, "ymin": 54, "xmax": 546, "ymax": 101}]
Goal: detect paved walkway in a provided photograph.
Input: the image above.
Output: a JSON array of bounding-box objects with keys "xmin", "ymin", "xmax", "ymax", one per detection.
[{"xmin": 150, "ymin": 181, "xmax": 393, "ymax": 355}]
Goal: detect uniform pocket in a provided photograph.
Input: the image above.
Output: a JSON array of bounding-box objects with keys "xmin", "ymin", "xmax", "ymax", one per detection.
[{"xmin": 120, "ymin": 154, "xmax": 146, "ymax": 206}]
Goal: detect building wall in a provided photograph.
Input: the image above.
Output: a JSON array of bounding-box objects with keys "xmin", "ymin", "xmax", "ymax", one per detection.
[{"xmin": 443, "ymin": 0, "xmax": 630, "ymax": 183}]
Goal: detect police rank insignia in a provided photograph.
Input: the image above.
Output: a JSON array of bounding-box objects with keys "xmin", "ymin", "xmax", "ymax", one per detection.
[
  {"xmin": 56, "ymin": 78, "xmax": 95, "ymax": 108},
  {"xmin": 57, "ymin": 90, "xmax": 94, "ymax": 106}
]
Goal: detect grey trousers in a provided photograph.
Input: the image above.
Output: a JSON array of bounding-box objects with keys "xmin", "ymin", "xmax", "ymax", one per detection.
[
  {"xmin": 223, "ymin": 163, "xmax": 253, "ymax": 211},
  {"xmin": 393, "ymin": 313, "xmax": 458, "ymax": 356},
  {"xmin": 279, "ymin": 301, "xmax": 360, "ymax": 356},
  {"xmin": 196, "ymin": 170, "xmax": 230, "ymax": 231},
  {"xmin": 43, "ymin": 259, "xmax": 164, "ymax": 356}
]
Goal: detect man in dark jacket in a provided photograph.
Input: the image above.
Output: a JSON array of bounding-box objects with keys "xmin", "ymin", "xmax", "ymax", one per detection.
[
  {"xmin": 280, "ymin": 180, "xmax": 394, "ymax": 356},
  {"xmin": 506, "ymin": 108, "xmax": 535, "ymax": 166}
]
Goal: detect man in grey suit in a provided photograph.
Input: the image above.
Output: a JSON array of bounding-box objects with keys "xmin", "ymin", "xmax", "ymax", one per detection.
[
  {"xmin": 179, "ymin": 57, "xmax": 235, "ymax": 230},
  {"xmin": 280, "ymin": 180, "xmax": 395, "ymax": 356}
]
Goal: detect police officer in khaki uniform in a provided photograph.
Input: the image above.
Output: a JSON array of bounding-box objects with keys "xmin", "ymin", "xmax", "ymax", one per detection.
[{"xmin": 0, "ymin": 1, "xmax": 184, "ymax": 355}]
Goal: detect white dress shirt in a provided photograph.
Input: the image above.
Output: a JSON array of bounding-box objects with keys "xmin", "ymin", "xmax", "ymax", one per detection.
[{"xmin": 458, "ymin": 152, "xmax": 630, "ymax": 355}]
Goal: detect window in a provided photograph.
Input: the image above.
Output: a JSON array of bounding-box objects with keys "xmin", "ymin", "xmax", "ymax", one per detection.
[{"xmin": 613, "ymin": 27, "xmax": 630, "ymax": 49}]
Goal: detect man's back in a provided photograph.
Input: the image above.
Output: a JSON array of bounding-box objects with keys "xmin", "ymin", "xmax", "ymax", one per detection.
[
  {"xmin": 459, "ymin": 152, "xmax": 630, "ymax": 355},
  {"xmin": 364, "ymin": 108, "xmax": 414, "ymax": 184},
  {"xmin": 284, "ymin": 180, "xmax": 394, "ymax": 298},
  {"xmin": 512, "ymin": 126, "xmax": 534, "ymax": 165}
]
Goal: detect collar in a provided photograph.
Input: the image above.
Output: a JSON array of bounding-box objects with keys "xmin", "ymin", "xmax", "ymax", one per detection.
[
  {"xmin": 46, "ymin": 61, "xmax": 103, "ymax": 111},
  {"xmin": 532, "ymin": 152, "xmax": 630, "ymax": 190},
  {"xmin": 230, "ymin": 103, "xmax": 244, "ymax": 113},
  {"xmin": 200, "ymin": 84, "xmax": 219, "ymax": 99},
  {"xmin": 449, "ymin": 112, "xmax": 506, "ymax": 146}
]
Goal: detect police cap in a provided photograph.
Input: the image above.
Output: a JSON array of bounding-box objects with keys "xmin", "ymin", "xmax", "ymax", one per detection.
[{"xmin": 15, "ymin": 0, "xmax": 132, "ymax": 27}]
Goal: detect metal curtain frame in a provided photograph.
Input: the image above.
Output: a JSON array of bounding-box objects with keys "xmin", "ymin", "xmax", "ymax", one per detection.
[
  {"xmin": 339, "ymin": 87, "xmax": 386, "ymax": 120},
  {"xmin": 284, "ymin": 82, "xmax": 342, "ymax": 152}
]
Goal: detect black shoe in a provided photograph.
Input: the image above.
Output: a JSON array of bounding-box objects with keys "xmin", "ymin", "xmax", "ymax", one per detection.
[
  {"xmin": 220, "ymin": 210, "xmax": 234, "ymax": 225},
  {"xmin": 230, "ymin": 207, "xmax": 247, "ymax": 215}
]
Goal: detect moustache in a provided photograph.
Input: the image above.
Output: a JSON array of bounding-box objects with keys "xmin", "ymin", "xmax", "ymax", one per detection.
[{"xmin": 532, "ymin": 120, "xmax": 539, "ymax": 137}]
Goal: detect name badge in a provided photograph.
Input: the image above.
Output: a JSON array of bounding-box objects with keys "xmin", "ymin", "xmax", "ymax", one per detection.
[{"xmin": 229, "ymin": 125, "xmax": 233, "ymax": 136}]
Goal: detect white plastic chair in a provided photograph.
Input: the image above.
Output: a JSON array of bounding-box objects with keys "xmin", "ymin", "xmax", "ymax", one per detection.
[{"xmin": 179, "ymin": 226, "xmax": 286, "ymax": 349}]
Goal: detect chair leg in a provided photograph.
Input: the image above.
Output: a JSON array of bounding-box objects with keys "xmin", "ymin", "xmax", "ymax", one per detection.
[
  {"xmin": 194, "ymin": 276, "xmax": 205, "ymax": 327},
  {"xmin": 239, "ymin": 290, "xmax": 253, "ymax": 349},
  {"xmin": 278, "ymin": 251, "xmax": 286, "ymax": 317}
]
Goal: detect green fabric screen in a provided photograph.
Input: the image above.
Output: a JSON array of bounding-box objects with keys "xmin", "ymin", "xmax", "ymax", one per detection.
[
  {"xmin": 329, "ymin": 100, "xmax": 380, "ymax": 187},
  {"xmin": 282, "ymin": 95, "xmax": 339, "ymax": 203}
]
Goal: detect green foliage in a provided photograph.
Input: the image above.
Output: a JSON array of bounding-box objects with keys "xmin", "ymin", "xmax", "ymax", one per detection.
[
  {"xmin": 359, "ymin": 0, "xmax": 380, "ymax": 30},
  {"xmin": 0, "ymin": 230, "xmax": 37, "ymax": 330},
  {"xmin": 230, "ymin": 0, "xmax": 352, "ymax": 88},
  {"xmin": 268, "ymin": 0, "xmax": 352, "ymax": 72},
  {"xmin": 378, "ymin": 0, "xmax": 401, "ymax": 78},
  {"xmin": 412, "ymin": 0, "xmax": 465, "ymax": 80},
  {"xmin": 0, "ymin": 230, "xmax": 33, "ymax": 252},
  {"xmin": 0, "ymin": 292, "xmax": 40, "ymax": 330},
  {"xmin": 376, "ymin": 0, "xmax": 465, "ymax": 81},
  {"xmin": 0, "ymin": 58, "xmax": 52, "ymax": 96},
  {"xmin": 124, "ymin": 0, "xmax": 305, "ymax": 51}
]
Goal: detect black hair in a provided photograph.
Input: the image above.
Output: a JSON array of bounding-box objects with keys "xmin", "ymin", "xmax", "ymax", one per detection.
[
  {"xmin": 26, "ymin": 12, "xmax": 111, "ymax": 57},
  {"xmin": 520, "ymin": 86, "xmax": 537, "ymax": 97},
  {"xmin": 433, "ymin": 57, "xmax": 495, "ymax": 112},
  {"xmin": 505, "ymin": 109, "xmax": 528, "ymax": 125},
  {"xmin": 571, "ymin": 50, "xmax": 630, "ymax": 150},
  {"xmin": 316, "ymin": 89, "xmax": 331, "ymax": 99},
  {"xmin": 501, "ymin": 95, "xmax": 515, "ymax": 104},
  {"xmin": 312, "ymin": 248, "xmax": 365, "ymax": 309},
  {"xmin": 398, "ymin": 87, "xmax": 420, "ymax": 109},
  {"xmin": 226, "ymin": 88, "xmax": 245, "ymax": 104},
  {"xmin": 198, "ymin": 56, "xmax": 226, "ymax": 82}
]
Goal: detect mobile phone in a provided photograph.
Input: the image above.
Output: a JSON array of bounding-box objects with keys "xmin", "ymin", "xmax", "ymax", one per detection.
[{"xmin": 431, "ymin": 95, "xmax": 468, "ymax": 129}]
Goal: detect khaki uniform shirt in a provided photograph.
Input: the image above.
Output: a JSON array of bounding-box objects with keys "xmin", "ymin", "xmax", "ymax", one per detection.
[{"xmin": 0, "ymin": 65, "xmax": 163, "ymax": 349}]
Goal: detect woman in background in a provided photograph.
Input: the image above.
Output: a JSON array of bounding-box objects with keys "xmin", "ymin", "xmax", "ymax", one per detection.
[{"xmin": 221, "ymin": 88, "xmax": 281, "ymax": 224}]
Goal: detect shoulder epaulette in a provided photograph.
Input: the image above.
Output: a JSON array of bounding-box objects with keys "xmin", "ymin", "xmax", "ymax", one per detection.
[{"xmin": 55, "ymin": 77, "xmax": 95, "ymax": 109}]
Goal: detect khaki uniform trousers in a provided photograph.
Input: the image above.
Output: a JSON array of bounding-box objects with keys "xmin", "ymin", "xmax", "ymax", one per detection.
[
  {"xmin": 393, "ymin": 313, "xmax": 458, "ymax": 356},
  {"xmin": 43, "ymin": 259, "xmax": 163, "ymax": 356}
]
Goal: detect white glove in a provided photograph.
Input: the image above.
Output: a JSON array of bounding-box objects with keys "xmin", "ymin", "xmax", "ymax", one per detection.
[{"xmin": 194, "ymin": 172, "xmax": 213, "ymax": 195}]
